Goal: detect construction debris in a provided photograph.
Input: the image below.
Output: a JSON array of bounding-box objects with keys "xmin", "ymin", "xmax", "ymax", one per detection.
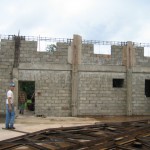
[{"xmin": 0, "ymin": 120, "xmax": 149, "ymax": 150}]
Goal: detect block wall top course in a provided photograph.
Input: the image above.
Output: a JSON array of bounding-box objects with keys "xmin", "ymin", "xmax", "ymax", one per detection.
[{"xmin": 1, "ymin": 37, "xmax": 150, "ymax": 67}]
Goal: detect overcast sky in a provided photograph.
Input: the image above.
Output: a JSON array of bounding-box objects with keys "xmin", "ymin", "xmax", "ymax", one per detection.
[{"xmin": 0, "ymin": 0, "xmax": 150, "ymax": 43}]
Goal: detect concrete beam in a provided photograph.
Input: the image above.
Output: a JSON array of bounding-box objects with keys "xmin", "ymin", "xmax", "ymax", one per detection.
[
  {"xmin": 132, "ymin": 66, "xmax": 150, "ymax": 73},
  {"xmin": 79, "ymin": 65, "xmax": 126, "ymax": 72},
  {"xmin": 19, "ymin": 63, "xmax": 71, "ymax": 71}
]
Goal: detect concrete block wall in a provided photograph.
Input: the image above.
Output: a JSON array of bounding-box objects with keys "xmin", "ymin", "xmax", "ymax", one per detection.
[
  {"xmin": 0, "ymin": 40, "xmax": 15, "ymax": 113},
  {"xmin": 82, "ymin": 44, "xmax": 112, "ymax": 65},
  {"xmin": 132, "ymin": 73, "xmax": 150, "ymax": 115},
  {"xmin": 0, "ymin": 66, "xmax": 10, "ymax": 113},
  {"xmin": 0, "ymin": 39, "xmax": 15, "ymax": 64},
  {"xmin": 135, "ymin": 47, "xmax": 150, "ymax": 67},
  {"xmin": 19, "ymin": 41, "xmax": 68, "ymax": 64},
  {"xmin": 0, "ymin": 36, "xmax": 150, "ymax": 116},
  {"xmin": 111, "ymin": 46, "xmax": 123, "ymax": 65},
  {"xmin": 19, "ymin": 70, "xmax": 71, "ymax": 116},
  {"xmin": 78, "ymin": 72, "xmax": 126, "ymax": 116},
  {"xmin": 82, "ymin": 44, "xmax": 123, "ymax": 65}
]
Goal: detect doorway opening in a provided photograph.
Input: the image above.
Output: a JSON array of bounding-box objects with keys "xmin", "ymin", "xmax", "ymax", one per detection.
[{"xmin": 18, "ymin": 81, "xmax": 35, "ymax": 114}]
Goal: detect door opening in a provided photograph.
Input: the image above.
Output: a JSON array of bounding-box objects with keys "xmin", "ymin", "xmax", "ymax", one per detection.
[{"xmin": 18, "ymin": 81, "xmax": 35, "ymax": 114}]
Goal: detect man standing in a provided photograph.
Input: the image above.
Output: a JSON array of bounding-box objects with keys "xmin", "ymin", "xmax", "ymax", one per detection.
[
  {"xmin": 5, "ymin": 82, "xmax": 15, "ymax": 129},
  {"xmin": 19, "ymin": 90, "xmax": 27, "ymax": 115}
]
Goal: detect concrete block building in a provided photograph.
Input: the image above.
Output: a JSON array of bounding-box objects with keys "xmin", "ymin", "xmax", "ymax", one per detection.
[{"xmin": 0, "ymin": 34, "xmax": 150, "ymax": 116}]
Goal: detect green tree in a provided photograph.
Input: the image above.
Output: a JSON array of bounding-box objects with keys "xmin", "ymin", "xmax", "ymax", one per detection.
[
  {"xmin": 46, "ymin": 44, "xmax": 57, "ymax": 52},
  {"xmin": 20, "ymin": 81, "xmax": 35, "ymax": 99}
]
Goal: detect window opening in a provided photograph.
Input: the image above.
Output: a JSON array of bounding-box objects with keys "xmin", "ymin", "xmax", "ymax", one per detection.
[
  {"xmin": 145, "ymin": 79, "xmax": 150, "ymax": 97},
  {"xmin": 113, "ymin": 79, "xmax": 124, "ymax": 88}
]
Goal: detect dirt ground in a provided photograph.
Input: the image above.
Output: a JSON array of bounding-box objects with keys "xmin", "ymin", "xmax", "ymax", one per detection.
[{"xmin": 0, "ymin": 113, "xmax": 150, "ymax": 141}]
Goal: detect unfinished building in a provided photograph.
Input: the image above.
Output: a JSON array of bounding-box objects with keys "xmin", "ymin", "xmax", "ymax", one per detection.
[{"xmin": 0, "ymin": 34, "xmax": 150, "ymax": 117}]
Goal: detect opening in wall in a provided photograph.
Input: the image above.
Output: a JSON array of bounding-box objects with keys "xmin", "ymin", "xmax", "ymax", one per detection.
[
  {"xmin": 144, "ymin": 47, "xmax": 150, "ymax": 57},
  {"xmin": 113, "ymin": 79, "xmax": 124, "ymax": 88},
  {"xmin": 37, "ymin": 40, "xmax": 57, "ymax": 52},
  {"xmin": 94, "ymin": 45, "xmax": 111, "ymax": 54},
  {"xmin": 145, "ymin": 79, "xmax": 150, "ymax": 97},
  {"xmin": 18, "ymin": 81, "xmax": 35, "ymax": 115}
]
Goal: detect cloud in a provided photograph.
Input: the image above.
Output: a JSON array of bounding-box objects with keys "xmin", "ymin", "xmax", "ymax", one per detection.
[{"xmin": 0, "ymin": 0, "xmax": 150, "ymax": 43}]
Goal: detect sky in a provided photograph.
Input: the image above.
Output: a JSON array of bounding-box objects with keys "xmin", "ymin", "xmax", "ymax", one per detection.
[{"xmin": 0, "ymin": 0, "xmax": 150, "ymax": 43}]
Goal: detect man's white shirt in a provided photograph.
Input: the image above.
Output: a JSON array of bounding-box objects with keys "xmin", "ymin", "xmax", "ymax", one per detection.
[{"xmin": 6, "ymin": 90, "xmax": 14, "ymax": 104}]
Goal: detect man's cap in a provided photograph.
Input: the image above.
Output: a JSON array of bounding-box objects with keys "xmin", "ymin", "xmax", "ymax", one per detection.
[{"xmin": 10, "ymin": 82, "xmax": 15, "ymax": 87}]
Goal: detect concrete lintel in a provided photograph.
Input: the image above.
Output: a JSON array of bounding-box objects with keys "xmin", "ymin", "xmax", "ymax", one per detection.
[
  {"xmin": 19, "ymin": 63, "xmax": 72, "ymax": 71},
  {"xmin": 132, "ymin": 66, "xmax": 150, "ymax": 73},
  {"xmin": 79, "ymin": 65, "xmax": 126, "ymax": 72},
  {"xmin": 0, "ymin": 63, "xmax": 10, "ymax": 69}
]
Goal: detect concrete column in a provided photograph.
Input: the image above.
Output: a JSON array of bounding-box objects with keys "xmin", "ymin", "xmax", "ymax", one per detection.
[
  {"xmin": 126, "ymin": 69, "xmax": 132, "ymax": 115},
  {"xmin": 69, "ymin": 34, "xmax": 82, "ymax": 116},
  {"xmin": 13, "ymin": 68, "xmax": 19, "ymax": 116},
  {"xmin": 125, "ymin": 41, "xmax": 136, "ymax": 115}
]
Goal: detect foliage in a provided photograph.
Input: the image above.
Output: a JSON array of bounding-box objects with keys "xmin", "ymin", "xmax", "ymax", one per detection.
[
  {"xmin": 20, "ymin": 81, "xmax": 35, "ymax": 99},
  {"xmin": 46, "ymin": 44, "xmax": 57, "ymax": 52}
]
